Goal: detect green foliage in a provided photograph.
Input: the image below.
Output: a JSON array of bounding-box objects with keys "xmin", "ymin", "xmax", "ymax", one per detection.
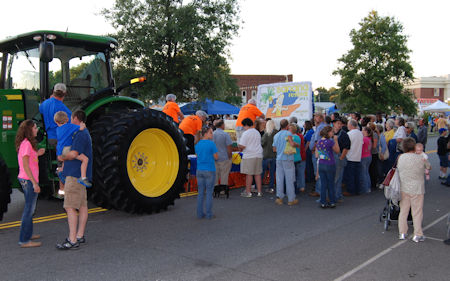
[
  {"xmin": 333, "ymin": 10, "xmax": 416, "ymax": 115},
  {"xmin": 314, "ymin": 86, "xmax": 337, "ymax": 102},
  {"xmin": 103, "ymin": 0, "xmax": 241, "ymax": 103},
  {"xmin": 49, "ymin": 62, "xmax": 90, "ymax": 88}
]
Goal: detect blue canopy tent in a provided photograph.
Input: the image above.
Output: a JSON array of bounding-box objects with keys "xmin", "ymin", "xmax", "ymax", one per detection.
[{"xmin": 180, "ymin": 98, "xmax": 240, "ymax": 115}]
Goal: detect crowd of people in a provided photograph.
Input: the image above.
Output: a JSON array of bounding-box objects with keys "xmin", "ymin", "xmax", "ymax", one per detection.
[
  {"xmin": 174, "ymin": 97, "xmax": 449, "ymax": 245},
  {"xmin": 14, "ymin": 90, "xmax": 449, "ymax": 250}
]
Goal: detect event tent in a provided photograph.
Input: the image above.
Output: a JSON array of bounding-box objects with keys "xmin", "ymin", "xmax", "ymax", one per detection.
[
  {"xmin": 422, "ymin": 100, "xmax": 450, "ymax": 112},
  {"xmin": 180, "ymin": 98, "xmax": 240, "ymax": 115}
]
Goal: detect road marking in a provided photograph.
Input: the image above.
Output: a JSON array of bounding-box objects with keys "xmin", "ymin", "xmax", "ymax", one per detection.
[
  {"xmin": 180, "ymin": 191, "xmax": 198, "ymax": 197},
  {"xmin": 0, "ymin": 207, "xmax": 107, "ymax": 230},
  {"xmin": 333, "ymin": 212, "xmax": 449, "ymax": 281}
]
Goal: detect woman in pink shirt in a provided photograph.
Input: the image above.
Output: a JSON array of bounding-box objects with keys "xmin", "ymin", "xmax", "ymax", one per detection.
[
  {"xmin": 15, "ymin": 120, "xmax": 45, "ymax": 248},
  {"xmin": 360, "ymin": 126, "xmax": 373, "ymax": 193}
]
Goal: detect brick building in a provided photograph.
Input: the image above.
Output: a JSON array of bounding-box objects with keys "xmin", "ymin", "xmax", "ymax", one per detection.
[
  {"xmin": 231, "ymin": 74, "xmax": 293, "ymax": 105},
  {"xmin": 406, "ymin": 75, "xmax": 450, "ymax": 107}
]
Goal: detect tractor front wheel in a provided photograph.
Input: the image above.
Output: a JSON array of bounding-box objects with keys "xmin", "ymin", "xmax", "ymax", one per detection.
[{"xmin": 90, "ymin": 108, "xmax": 188, "ymax": 213}]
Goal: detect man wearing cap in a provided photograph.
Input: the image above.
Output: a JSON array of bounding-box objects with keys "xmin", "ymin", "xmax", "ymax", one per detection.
[
  {"xmin": 179, "ymin": 110, "xmax": 207, "ymax": 154},
  {"xmin": 332, "ymin": 117, "xmax": 351, "ymax": 201},
  {"xmin": 162, "ymin": 94, "xmax": 184, "ymax": 123},
  {"xmin": 235, "ymin": 99, "xmax": 265, "ymax": 142},
  {"xmin": 39, "ymin": 83, "xmax": 72, "ymax": 145}
]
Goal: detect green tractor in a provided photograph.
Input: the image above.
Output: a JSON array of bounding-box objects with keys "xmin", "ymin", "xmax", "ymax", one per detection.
[{"xmin": 0, "ymin": 31, "xmax": 188, "ymax": 219}]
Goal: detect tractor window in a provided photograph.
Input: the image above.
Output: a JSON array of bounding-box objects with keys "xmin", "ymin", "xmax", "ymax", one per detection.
[{"xmin": 6, "ymin": 48, "xmax": 40, "ymax": 91}]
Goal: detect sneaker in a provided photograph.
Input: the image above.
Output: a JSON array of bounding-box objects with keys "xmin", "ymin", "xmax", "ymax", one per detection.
[
  {"xmin": 444, "ymin": 238, "xmax": 450, "ymax": 245},
  {"xmin": 275, "ymin": 198, "xmax": 283, "ymax": 205},
  {"xmin": 398, "ymin": 233, "xmax": 407, "ymax": 240},
  {"xmin": 20, "ymin": 241, "xmax": 42, "ymax": 248},
  {"xmin": 77, "ymin": 236, "xmax": 86, "ymax": 244},
  {"xmin": 77, "ymin": 178, "xmax": 92, "ymax": 188},
  {"xmin": 320, "ymin": 204, "xmax": 327, "ymax": 209},
  {"xmin": 240, "ymin": 192, "xmax": 252, "ymax": 198},
  {"xmin": 412, "ymin": 235, "xmax": 425, "ymax": 243},
  {"xmin": 265, "ymin": 188, "xmax": 274, "ymax": 193},
  {"xmin": 56, "ymin": 238, "xmax": 80, "ymax": 250},
  {"xmin": 288, "ymin": 199, "xmax": 299, "ymax": 206},
  {"xmin": 257, "ymin": 192, "xmax": 263, "ymax": 197},
  {"xmin": 328, "ymin": 203, "xmax": 336, "ymax": 208}
]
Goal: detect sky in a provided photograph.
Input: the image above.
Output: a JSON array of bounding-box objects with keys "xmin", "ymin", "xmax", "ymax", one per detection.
[{"xmin": 1, "ymin": 0, "xmax": 449, "ymax": 89}]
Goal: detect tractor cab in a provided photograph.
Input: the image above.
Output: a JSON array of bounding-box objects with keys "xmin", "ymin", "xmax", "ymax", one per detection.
[{"xmin": 0, "ymin": 31, "xmax": 117, "ymax": 115}]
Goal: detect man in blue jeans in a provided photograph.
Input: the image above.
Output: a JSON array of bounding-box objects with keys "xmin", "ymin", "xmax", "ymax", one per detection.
[
  {"xmin": 332, "ymin": 118, "xmax": 350, "ymax": 201},
  {"xmin": 56, "ymin": 110, "xmax": 92, "ymax": 250},
  {"xmin": 343, "ymin": 119, "xmax": 363, "ymax": 196}
]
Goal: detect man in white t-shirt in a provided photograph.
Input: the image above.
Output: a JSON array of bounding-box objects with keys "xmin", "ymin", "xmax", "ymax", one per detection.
[
  {"xmin": 344, "ymin": 119, "xmax": 364, "ymax": 196},
  {"xmin": 238, "ymin": 118, "xmax": 263, "ymax": 197}
]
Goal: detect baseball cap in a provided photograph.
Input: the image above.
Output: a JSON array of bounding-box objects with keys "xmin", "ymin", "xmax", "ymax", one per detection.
[
  {"xmin": 439, "ymin": 128, "xmax": 447, "ymax": 134},
  {"xmin": 53, "ymin": 83, "xmax": 66, "ymax": 93}
]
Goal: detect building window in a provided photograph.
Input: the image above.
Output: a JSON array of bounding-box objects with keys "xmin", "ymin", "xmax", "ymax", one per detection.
[
  {"xmin": 242, "ymin": 90, "xmax": 246, "ymax": 97},
  {"xmin": 434, "ymin": 88, "xmax": 440, "ymax": 97},
  {"xmin": 252, "ymin": 90, "xmax": 256, "ymax": 97}
]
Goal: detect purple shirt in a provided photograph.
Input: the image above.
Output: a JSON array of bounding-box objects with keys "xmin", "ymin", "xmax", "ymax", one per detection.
[{"xmin": 316, "ymin": 138, "xmax": 335, "ymax": 165}]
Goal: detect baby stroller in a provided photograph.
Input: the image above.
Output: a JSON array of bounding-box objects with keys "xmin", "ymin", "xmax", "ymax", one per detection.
[{"xmin": 379, "ymin": 199, "xmax": 412, "ymax": 231}]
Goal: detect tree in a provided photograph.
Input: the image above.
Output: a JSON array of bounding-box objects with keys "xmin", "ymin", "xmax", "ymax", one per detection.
[
  {"xmin": 333, "ymin": 10, "xmax": 416, "ymax": 115},
  {"xmin": 102, "ymin": 0, "xmax": 241, "ymax": 103}
]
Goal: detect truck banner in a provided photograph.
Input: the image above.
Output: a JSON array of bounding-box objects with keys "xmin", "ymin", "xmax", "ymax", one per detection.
[{"xmin": 256, "ymin": 81, "xmax": 313, "ymax": 126}]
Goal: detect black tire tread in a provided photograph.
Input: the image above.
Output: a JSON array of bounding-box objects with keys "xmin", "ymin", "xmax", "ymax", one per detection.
[
  {"xmin": 90, "ymin": 108, "xmax": 187, "ymax": 213},
  {"xmin": 0, "ymin": 158, "xmax": 12, "ymax": 221}
]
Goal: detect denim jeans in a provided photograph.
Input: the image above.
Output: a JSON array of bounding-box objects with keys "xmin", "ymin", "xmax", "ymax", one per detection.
[
  {"xmin": 334, "ymin": 153, "xmax": 347, "ymax": 200},
  {"xmin": 262, "ymin": 158, "xmax": 276, "ymax": 188},
  {"xmin": 18, "ymin": 178, "xmax": 38, "ymax": 244},
  {"xmin": 346, "ymin": 161, "xmax": 361, "ymax": 195},
  {"xmin": 319, "ymin": 164, "xmax": 336, "ymax": 205},
  {"xmin": 276, "ymin": 160, "xmax": 296, "ymax": 202},
  {"xmin": 295, "ymin": 161, "xmax": 306, "ymax": 190},
  {"xmin": 196, "ymin": 170, "xmax": 216, "ymax": 219},
  {"xmin": 360, "ymin": 156, "xmax": 372, "ymax": 193},
  {"xmin": 311, "ymin": 154, "xmax": 321, "ymax": 194}
]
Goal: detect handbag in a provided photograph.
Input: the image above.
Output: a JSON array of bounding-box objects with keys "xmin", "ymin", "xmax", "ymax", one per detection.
[
  {"xmin": 382, "ymin": 167, "xmax": 396, "ymax": 186},
  {"xmin": 283, "ymin": 137, "xmax": 296, "ymax": 155},
  {"xmin": 378, "ymin": 145, "xmax": 389, "ymax": 160},
  {"xmin": 385, "ymin": 168, "xmax": 401, "ymax": 206}
]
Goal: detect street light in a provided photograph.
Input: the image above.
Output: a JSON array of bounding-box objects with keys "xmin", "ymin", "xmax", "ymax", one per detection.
[{"xmin": 314, "ymin": 90, "xmax": 320, "ymax": 102}]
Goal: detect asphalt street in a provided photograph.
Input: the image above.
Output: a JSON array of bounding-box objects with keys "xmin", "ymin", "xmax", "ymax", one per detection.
[{"xmin": 0, "ymin": 136, "xmax": 449, "ymax": 281}]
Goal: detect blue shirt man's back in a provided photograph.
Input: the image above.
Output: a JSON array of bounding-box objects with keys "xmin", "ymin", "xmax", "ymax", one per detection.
[
  {"xmin": 39, "ymin": 97, "xmax": 72, "ymax": 139},
  {"xmin": 63, "ymin": 129, "xmax": 92, "ymax": 181},
  {"xmin": 273, "ymin": 130, "xmax": 294, "ymax": 161}
]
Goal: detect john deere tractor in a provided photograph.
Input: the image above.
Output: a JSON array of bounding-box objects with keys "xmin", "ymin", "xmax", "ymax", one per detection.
[{"xmin": 0, "ymin": 31, "xmax": 188, "ymax": 219}]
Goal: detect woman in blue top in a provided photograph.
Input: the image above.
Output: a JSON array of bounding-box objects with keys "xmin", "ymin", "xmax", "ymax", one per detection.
[
  {"xmin": 315, "ymin": 126, "xmax": 340, "ymax": 208},
  {"xmin": 195, "ymin": 126, "xmax": 218, "ymax": 219}
]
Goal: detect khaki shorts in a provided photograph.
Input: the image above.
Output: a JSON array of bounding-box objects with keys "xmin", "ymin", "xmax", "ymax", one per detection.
[
  {"xmin": 63, "ymin": 176, "xmax": 87, "ymax": 209},
  {"xmin": 215, "ymin": 159, "xmax": 232, "ymax": 185},
  {"xmin": 240, "ymin": 158, "xmax": 262, "ymax": 175},
  {"xmin": 62, "ymin": 146, "xmax": 71, "ymax": 157}
]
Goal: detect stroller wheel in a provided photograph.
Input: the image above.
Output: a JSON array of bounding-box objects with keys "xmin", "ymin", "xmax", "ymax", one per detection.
[{"xmin": 384, "ymin": 220, "xmax": 390, "ymax": 231}]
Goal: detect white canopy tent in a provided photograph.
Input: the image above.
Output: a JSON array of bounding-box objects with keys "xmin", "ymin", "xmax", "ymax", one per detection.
[{"xmin": 422, "ymin": 100, "xmax": 450, "ymax": 112}]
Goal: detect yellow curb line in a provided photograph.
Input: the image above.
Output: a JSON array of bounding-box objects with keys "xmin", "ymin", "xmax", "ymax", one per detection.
[{"xmin": 0, "ymin": 207, "xmax": 107, "ymax": 230}]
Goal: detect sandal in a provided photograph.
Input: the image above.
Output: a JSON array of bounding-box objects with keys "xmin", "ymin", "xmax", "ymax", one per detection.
[
  {"xmin": 56, "ymin": 238, "xmax": 80, "ymax": 250},
  {"xmin": 77, "ymin": 236, "xmax": 86, "ymax": 244}
]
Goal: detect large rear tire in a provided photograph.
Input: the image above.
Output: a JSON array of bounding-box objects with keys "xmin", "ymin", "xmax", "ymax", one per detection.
[
  {"xmin": 0, "ymin": 158, "xmax": 12, "ymax": 221},
  {"xmin": 90, "ymin": 108, "xmax": 187, "ymax": 213}
]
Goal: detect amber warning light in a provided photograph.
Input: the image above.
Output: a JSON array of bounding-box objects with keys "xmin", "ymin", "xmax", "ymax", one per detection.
[{"xmin": 130, "ymin": 77, "xmax": 146, "ymax": 84}]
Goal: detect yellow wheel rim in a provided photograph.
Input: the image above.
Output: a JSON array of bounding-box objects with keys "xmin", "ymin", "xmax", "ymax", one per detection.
[{"xmin": 126, "ymin": 128, "xmax": 179, "ymax": 197}]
